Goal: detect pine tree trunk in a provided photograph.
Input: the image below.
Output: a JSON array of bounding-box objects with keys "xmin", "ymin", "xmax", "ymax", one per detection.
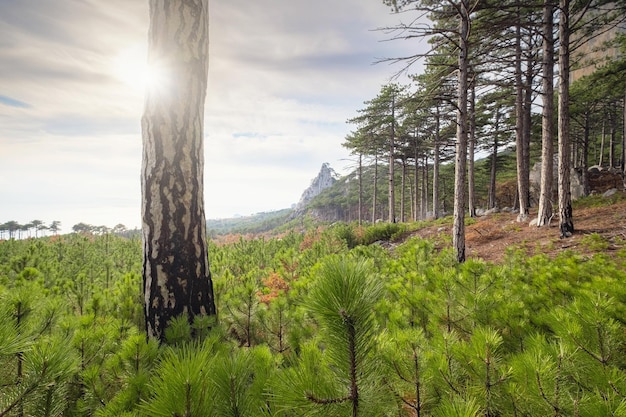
[
  {"xmin": 358, "ymin": 154, "xmax": 363, "ymax": 226},
  {"xmin": 400, "ymin": 159, "xmax": 406, "ymax": 222},
  {"xmin": 422, "ymin": 155, "xmax": 428, "ymax": 219},
  {"xmin": 488, "ymin": 107, "xmax": 500, "ymax": 210},
  {"xmin": 372, "ymin": 155, "xmax": 378, "ymax": 223},
  {"xmin": 389, "ymin": 95, "xmax": 396, "ymax": 223},
  {"xmin": 468, "ymin": 81, "xmax": 476, "ymax": 218},
  {"xmin": 433, "ymin": 106, "xmax": 441, "ymax": 220},
  {"xmin": 453, "ymin": 0, "xmax": 470, "ymax": 263},
  {"xmin": 582, "ymin": 113, "xmax": 590, "ymax": 196},
  {"xmin": 558, "ymin": 0, "xmax": 574, "ymax": 238},
  {"xmin": 514, "ymin": 10, "xmax": 530, "ymax": 222},
  {"xmin": 141, "ymin": 0, "xmax": 216, "ymax": 342},
  {"xmin": 622, "ymin": 89, "xmax": 626, "ymax": 189},
  {"xmin": 537, "ymin": 0, "xmax": 555, "ymax": 227}
]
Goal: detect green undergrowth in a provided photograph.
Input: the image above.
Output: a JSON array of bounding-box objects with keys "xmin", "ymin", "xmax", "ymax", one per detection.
[{"xmin": 1, "ymin": 221, "xmax": 625, "ymax": 416}]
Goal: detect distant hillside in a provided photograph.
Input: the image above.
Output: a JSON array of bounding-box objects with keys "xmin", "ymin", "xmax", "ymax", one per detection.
[{"xmin": 207, "ymin": 209, "xmax": 293, "ymax": 237}]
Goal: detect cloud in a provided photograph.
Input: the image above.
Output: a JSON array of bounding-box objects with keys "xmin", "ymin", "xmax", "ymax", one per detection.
[{"xmin": 0, "ymin": 0, "xmax": 422, "ymax": 229}]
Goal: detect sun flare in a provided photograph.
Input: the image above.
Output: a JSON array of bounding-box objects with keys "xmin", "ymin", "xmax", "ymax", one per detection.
[{"xmin": 112, "ymin": 44, "xmax": 163, "ymax": 93}]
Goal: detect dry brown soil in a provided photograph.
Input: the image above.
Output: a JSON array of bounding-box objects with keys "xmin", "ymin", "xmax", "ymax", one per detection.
[{"xmin": 409, "ymin": 194, "xmax": 626, "ymax": 264}]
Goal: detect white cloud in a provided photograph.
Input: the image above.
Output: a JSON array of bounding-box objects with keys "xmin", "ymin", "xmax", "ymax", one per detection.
[{"xmin": 0, "ymin": 0, "xmax": 423, "ymax": 231}]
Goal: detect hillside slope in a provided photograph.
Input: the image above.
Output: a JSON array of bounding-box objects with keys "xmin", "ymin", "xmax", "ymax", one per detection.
[{"xmin": 409, "ymin": 193, "xmax": 626, "ymax": 264}]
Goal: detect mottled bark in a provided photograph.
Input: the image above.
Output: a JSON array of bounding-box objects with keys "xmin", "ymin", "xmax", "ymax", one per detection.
[
  {"xmin": 141, "ymin": 0, "xmax": 216, "ymax": 342},
  {"xmin": 453, "ymin": 0, "xmax": 470, "ymax": 263},
  {"xmin": 558, "ymin": 0, "xmax": 574, "ymax": 238},
  {"xmin": 537, "ymin": 0, "xmax": 555, "ymax": 227}
]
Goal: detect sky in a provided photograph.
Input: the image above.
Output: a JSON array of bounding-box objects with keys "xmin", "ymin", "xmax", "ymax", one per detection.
[{"xmin": 0, "ymin": 0, "xmax": 425, "ymax": 232}]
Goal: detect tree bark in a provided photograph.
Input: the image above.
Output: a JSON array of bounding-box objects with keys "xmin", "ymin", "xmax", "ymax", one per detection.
[
  {"xmin": 488, "ymin": 105, "xmax": 500, "ymax": 210},
  {"xmin": 537, "ymin": 0, "xmax": 555, "ymax": 227},
  {"xmin": 389, "ymin": 94, "xmax": 396, "ymax": 223},
  {"xmin": 453, "ymin": 0, "xmax": 470, "ymax": 263},
  {"xmin": 433, "ymin": 105, "xmax": 441, "ymax": 219},
  {"xmin": 372, "ymin": 154, "xmax": 379, "ymax": 222},
  {"xmin": 623, "ymin": 89, "xmax": 626, "ymax": 189},
  {"xmin": 141, "ymin": 0, "xmax": 216, "ymax": 342},
  {"xmin": 468, "ymin": 80, "xmax": 476, "ymax": 218},
  {"xmin": 515, "ymin": 9, "xmax": 530, "ymax": 222},
  {"xmin": 558, "ymin": 0, "xmax": 574, "ymax": 238}
]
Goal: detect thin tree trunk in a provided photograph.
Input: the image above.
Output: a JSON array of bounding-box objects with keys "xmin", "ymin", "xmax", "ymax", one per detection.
[
  {"xmin": 433, "ymin": 106, "xmax": 441, "ymax": 219},
  {"xmin": 515, "ymin": 9, "xmax": 530, "ymax": 222},
  {"xmin": 537, "ymin": 0, "xmax": 555, "ymax": 227},
  {"xmin": 468, "ymin": 80, "xmax": 476, "ymax": 218},
  {"xmin": 610, "ymin": 109, "xmax": 616, "ymax": 167},
  {"xmin": 453, "ymin": 0, "xmax": 470, "ymax": 263},
  {"xmin": 389, "ymin": 94, "xmax": 396, "ymax": 223},
  {"xmin": 558, "ymin": 0, "xmax": 574, "ymax": 238},
  {"xmin": 489, "ymin": 106, "xmax": 500, "ymax": 210},
  {"xmin": 582, "ymin": 113, "xmax": 590, "ymax": 196},
  {"xmin": 599, "ymin": 118, "xmax": 605, "ymax": 166},
  {"xmin": 142, "ymin": 0, "xmax": 216, "ymax": 341},
  {"xmin": 401, "ymin": 158, "xmax": 407, "ymax": 222},
  {"xmin": 413, "ymin": 129, "xmax": 416, "ymax": 221},
  {"xmin": 622, "ymin": 90, "xmax": 626, "ymax": 189},
  {"xmin": 372, "ymin": 154, "xmax": 378, "ymax": 223},
  {"xmin": 422, "ymin": 154, "xmax": 428, "ymax": 219},
  {"xmin": 358, "ymin": 154, "xmax": 363, "ymax": 225}
]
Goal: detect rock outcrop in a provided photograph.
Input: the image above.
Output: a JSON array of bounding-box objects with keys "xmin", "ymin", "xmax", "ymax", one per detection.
[{"xmin": 293, "ymin": 163, "xmax": 338, "ymax": 214}]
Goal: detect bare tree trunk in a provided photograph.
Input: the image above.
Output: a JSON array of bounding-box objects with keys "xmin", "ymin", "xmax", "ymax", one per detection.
[
  {"xmin": 400, "ymin": 158, "xmax": 407, "ymax": 222},
  {"xmin": 623, "ymin": 90, "xmax": 626, "ymax": 189},
  {"xmin": 453, "ymin": 0, "xmax": 470, "ymax": 263},
  {"xmin": 372, "ymin": 154, "xmax": 378, "ymax": 223},
  {"xmin": 414, "ymin": 130, "xmax": 420, "ymax": 221},
  {"xmin": 488, "ymin": 106, "xmax": 500, "ymax": 210},
  {"xmin": 515, "ymin": 9, "xmax": 530, "ymax": 222},
  {"xmin": 389, "ymin": 95, "xmax": 396, "ymax": 223},
  {"xmin": 422, "ymin": 154, "xmax": 428, "ymax": 219},
  {"xmin": 599, "ymin": 118, "xmax": 605, "ymax": 166},
  {"xmin": 582, "ymin": 113, "xmax": 590, "ymax": 196},
  {"xmin": 610, "ymin": 109, "xmax": 616, "ymax": 167},
  {"xmin": 358, "ymin": 154, "xmax": 363, "ymax": 226},
  {"xmin": 537, "ymin": 0, "xmax": 555, "ymax": 227},
  {"xmin": 433, "ymin": 106, "xmax": 441, "ymax": 219},
  {"xmin": 142, "ymin": 0, "xmax": 216, "ymax": 342},
  {"xmin": 468, "ymin": 81, "xmax": 476, "ymax": 218},
  {"xmin": 558, "ymin": 0, "xmax": 574, "ymax": 238}
]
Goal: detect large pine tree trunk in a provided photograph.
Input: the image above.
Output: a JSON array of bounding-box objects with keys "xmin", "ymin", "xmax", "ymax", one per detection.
[
  {"xmin": 141, "ymin": 0, "xmax": 216, "ymax": 342},
  {"xmin": 558, "ymin": 0, "xmax": 574, "ymax": 238},
  {"xmin": 453, "ymin": 0, "xmax": 470, "ymax": 263},
  {"xmin": 537, "ymin": 0, "xmax": 555, "ymax": 227}
]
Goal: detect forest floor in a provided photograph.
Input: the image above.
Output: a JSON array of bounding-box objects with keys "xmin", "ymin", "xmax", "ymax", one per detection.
[{"xmin": 409, "ymin": 192, "xmax": 626, "ymax": 264}]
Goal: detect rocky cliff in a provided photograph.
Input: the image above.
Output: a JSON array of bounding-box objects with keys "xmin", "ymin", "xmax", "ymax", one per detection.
[{"xmin": 293, "ymin": 163, "xmax": 338, "ymax": 214}]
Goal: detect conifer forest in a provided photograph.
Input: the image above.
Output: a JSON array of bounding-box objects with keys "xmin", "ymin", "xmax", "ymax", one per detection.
[{"xmin": 1, "ymin": 210, "xmax": 626, "ymax": 416}]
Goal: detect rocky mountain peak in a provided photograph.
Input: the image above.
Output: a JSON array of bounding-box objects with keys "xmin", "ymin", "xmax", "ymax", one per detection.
[{"xmin": 294, "ymin": 163, "xmax": 338, "ymax": 212}]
